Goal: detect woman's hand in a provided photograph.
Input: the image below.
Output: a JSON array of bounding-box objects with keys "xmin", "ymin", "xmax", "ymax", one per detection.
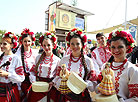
[
  {"xmin": 46, "ymin": 82, "xmax": 54, "ymax": 92},
  {"xmin": 0, "ymin": 69, "xmax": 9, "ymax": 77}
]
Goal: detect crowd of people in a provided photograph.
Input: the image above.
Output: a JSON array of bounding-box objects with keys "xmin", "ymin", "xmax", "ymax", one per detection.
[{"xmin": 0, "ymin": 27, "xmax": 138, "ymax": 102}]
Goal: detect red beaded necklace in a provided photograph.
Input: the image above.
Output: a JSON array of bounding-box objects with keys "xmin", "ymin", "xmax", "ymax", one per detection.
[
  {"xmin": 70, "ymin": 53, "xmax": 81, "ymax": 63},
  {"xmin": 68, "ymin": 53, "xmax": 83, "ymax": 77},
  {"xmin": 43, "ymin": 54, "xmax": 53, "ymax": 64},
  {"xmin": 110, "ymin": 58, "xmax": 127, "ymax": 93},
  {"xmin": 110, "ymin": 59, "xmax": 127, "ymax": 70},
  {"xmin": 24, "ymin": 49, "xmax": 32, "ymax": 58},
  {"xmin": 39, "ymin": 54, "xmax": 53, "ymax": 78}
]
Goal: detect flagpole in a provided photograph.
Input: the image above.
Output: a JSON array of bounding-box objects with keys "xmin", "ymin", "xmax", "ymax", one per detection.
[{"xmin": 125, "ymin": 0, "xmax": 127, "ymax": 30}]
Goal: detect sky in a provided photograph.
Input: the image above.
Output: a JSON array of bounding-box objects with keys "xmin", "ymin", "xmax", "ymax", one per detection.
[{"xmin": 0, "ymin": 0, "xmax": 138, "ymax": 35}]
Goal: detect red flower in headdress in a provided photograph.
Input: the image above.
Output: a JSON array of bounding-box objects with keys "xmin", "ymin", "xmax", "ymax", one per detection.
[
  {"xmin": 39, "ymin": 32, "xmax": 57, "ymax": 49},
  {"xmin": 3, "ymin": 32, "xmax": 18, "ymax": 48},
  {"xmin": 66, "ymin": 28, "xmax": 87, "ymax": 48},
  {"xmin": 107, "ymin": 28, "xmax": 135, "ymax": 53},
  {"xmin": 19, "ymin": 28, "xmax": 35, "ymax": 45}
]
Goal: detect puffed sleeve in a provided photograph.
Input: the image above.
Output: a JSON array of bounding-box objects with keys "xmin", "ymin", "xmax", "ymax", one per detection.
[
  {"xmin": 29, "ymin": 54, "xmax": 41, "ymax": 83},
  {"xmin": 91, "ymin": 51, "xmax": 100, "ymax": 75},
  {"xmin": 52, "ymin": 58, "xmax": 64, "ymax": 89},
  {"xmin": 8, "ymin": 55, "xmax": 25, "ymax": 83},
  {"xmin": 85, "ymin": 56, "xmax": 98, "ymax": 92},
  {"xmin": 122, "ymin": 64, "xmax": 138, "ymax": 102}
]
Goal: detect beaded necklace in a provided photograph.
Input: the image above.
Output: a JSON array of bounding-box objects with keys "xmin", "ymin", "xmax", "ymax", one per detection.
[
  {"xmin": 110, "ymin": 59, "xmax": 127, "ymax": 93},
  {"xmin": 39, "ymin": 54, "xmax": 53, "ymax": 78},
  {"xmin": 24, "ymin": 49, "xmax": 32, "ymax": 58},
  {"xmin": 68, "ymin": 53, "xmax": 83, "ymax": 77}
]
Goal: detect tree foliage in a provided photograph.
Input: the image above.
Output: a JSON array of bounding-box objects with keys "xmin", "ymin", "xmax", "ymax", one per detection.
[
  {"xmin": 35, "ymin": 32, "xmax": 43, "ymax": 46},
  {"xmin": 0, "ymin": 30, "xmax": 6, "ymax": 41}
]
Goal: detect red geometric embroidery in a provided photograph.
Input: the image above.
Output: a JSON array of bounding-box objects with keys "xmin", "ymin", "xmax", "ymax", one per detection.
[
  {"xmin": 128, "ymin": 84, "xmax": 138, "ymax": 98},
  {"xmin": 92, "ymin": 52, "xmax": 96, "ymax": 59},
  {"xmin": 15, "ymin": 66, "xmax": 24, "ymax": 75}
]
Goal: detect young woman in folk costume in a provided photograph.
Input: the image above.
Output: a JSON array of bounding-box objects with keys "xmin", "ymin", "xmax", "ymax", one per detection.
[
  {"xmin": 104, "ymin": 28, "xmax": 138, "ymax": 102},
  {"xmin": 53, "ymin": 28, "xmax": 97, "ymax": 102},
  {"xmin": 15, "ymin": 28, "xmax": 36, "ymax": 101},
  {"xmin": 28, "ymin": 32, "xmax": 60, "ymax": 102},
  {"xmin": 0, "ymin": 32, "xmax": 25, "ymax": 102}
]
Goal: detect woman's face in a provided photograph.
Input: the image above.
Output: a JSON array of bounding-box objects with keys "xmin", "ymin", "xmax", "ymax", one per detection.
[
  {"xmin": 110, "ymin": 39, "xmax": 128, "ymax": 62},
  {"xmin": 42, "ymin": 39, "xmax": 53, "ymax": 56},
  {"xmin": 22, "ymin": 36, "xmax": 32, "ymax": 48},
  {"xmin": 0, "ymin": 39, "xmax": 12, "ymax": 53},
  {"xmin": 70, "ymin": 37, "xmax": 83, "ymax": 56}
]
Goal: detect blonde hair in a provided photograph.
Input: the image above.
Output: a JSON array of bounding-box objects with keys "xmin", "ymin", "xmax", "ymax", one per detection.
[{"xmin": 2, "ymin": 37, "xmax": 12, "ymax": 44}]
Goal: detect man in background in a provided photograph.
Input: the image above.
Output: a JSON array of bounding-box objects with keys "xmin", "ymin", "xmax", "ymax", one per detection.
[{"xmin": 91, "ymin": 32, "xmax": 111, "ymax": 75}]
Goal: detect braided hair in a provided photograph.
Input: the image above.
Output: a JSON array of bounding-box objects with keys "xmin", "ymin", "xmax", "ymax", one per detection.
[
  {"xmin": 21, "ymin": 45, "xmax": 26, "ymax": 73},
  {"xmin": 35, "ymin": 51, "xmax": 45, "ymax": 81},
  {"xmin": 81, "ymin": 49, "xmax": 88, "ymax": 80}
]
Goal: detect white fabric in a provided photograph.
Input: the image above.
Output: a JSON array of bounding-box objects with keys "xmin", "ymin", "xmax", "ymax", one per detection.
[
  {"xmin": 15, "ymin": 47, "xmax": 37, "ymax": 73},
  {"xmin": 101, "ymin": 61, "xmax": 138, "ymax": 102},
  {"xmin": 91, "ymin": 47, "xmax": 111, "ymax": 75},
  {"xmin": 0, "ymin": 54, "xmax": 25, "ymax": 83},
  {"xmin": 30, "ymin": 54, "xmax": 60, "ymax": 82},
  {"xmin": 53, "ymin": 55, "xmax": 97, "ymax": 92}
]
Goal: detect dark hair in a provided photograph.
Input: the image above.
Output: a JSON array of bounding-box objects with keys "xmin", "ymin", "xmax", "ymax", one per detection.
[
  {"xmin": 110, "ymin": 36, "xmax": 128, "ymax": 46},
  {"xmin": 69, "ymin": 34, "xmax": 84, "ymax": 46},
  {"xmin": 108, "ymin": 36, "xmax": 128, "ymax": 63},
  {"xmin": 81, "ymin": 49, "xmax": 88, "ymax": 80},
  {"xmin": 96, "ymin": 32, "xmax": 105, "ymax": 38},
  {"xmin": 21, "ymin": 45, "xmax": 26, "ymax": 73},
  {"xmin": 21, "ymin": 34, "xmax": 33, "ymax": 41}
]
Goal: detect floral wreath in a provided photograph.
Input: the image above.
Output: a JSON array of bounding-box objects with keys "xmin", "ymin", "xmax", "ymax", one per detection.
[
  {"xmin": 39, "ymin": 32, "xmax": 57, "ymax": 49},
  {"xmin": 19, "ymin": 28, "xmax": 36, "ymax": 45},
  {"xmin": 3, "ymin": 32, "xmax": 18, "ymax": 49},
  {"xmin": 66, "ymin": 28, "xmax": 87, "ymax": 48},
  {"xmin": 107, "ymin": 27, "xmax": 135, "ymax": 53}
]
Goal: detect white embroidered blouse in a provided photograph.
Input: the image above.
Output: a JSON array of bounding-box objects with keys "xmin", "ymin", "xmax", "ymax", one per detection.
[
  {"xmin": 53, "ymin": 55, "xmax": 97, "ymax": 92},
  {"xmin": 0, "ymin": 54, "xmax": 25, "ymax": 83}
]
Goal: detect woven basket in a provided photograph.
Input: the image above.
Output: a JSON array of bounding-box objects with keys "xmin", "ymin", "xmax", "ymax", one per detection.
[{"xmin": 32, "ymin": 81, "xmax": 49, "ymax": 92}]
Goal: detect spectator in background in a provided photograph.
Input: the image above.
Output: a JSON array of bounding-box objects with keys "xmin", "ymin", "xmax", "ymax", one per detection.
[
  {"xmin": 53, "ymin": 45, "xmax": 65, "ymax": 58},
  {"xmin": 91, "ymin": 32, "xmax": 111, "ymax": 75},
  {"xmin": 130, "ymin": 45, "xmax": 138, "ymax": 66},
  {"xmin": 90, "ymin": 42, "xmax": 98, "ymax": 52}
]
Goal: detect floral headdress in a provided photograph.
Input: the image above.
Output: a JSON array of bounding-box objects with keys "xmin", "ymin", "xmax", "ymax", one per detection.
[
  {"xmin": 66, "ymin": 28, "xmax": 87, "ymax": 48},
  {"xmin": 39, "ymin": 32, "xmax": 57, "ymax": 49},
  {"xmin": 107, "ymin": 27, "xmax": 135, "ymax": 53},
  {"xmin": 3, "ymin": 32, "xmax": 18, "ymax": 49},
  {"xmin": 19, "ymin": 28, "xmax": 36, "ymax": 44}
]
